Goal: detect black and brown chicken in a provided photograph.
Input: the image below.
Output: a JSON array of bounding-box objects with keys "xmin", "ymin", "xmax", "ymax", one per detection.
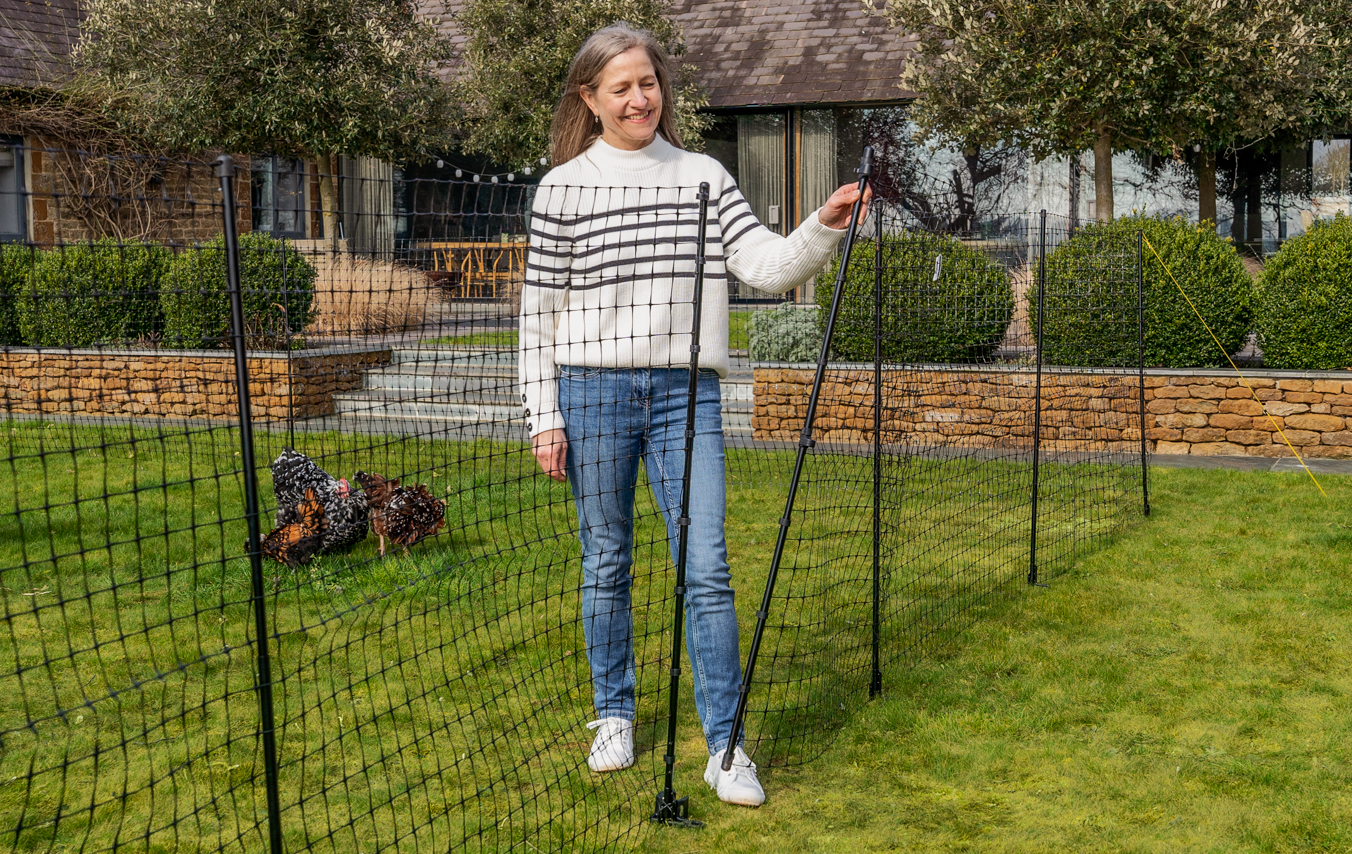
[
  {"xmin": 270, "ymin": 448, "xmax": 369, "ymax": 554},
  {"xmin": 354, "ymin": 470, "xmax": 446, "ymax": 556},
  {"xmin": 254, "ymin": 487, "xmax": 327, "ymax": 568}
]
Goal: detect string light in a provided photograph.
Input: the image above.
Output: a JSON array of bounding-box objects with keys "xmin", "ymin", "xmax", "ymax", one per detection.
[{"xmin": 429, "ymin": 161, "xmax": 541, "ymax": 182}]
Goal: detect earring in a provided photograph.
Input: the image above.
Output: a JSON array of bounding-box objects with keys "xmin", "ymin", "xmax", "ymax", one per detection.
[{"xmin": 593, "ymin": 113, "xmax": 600, "ymax": 125}]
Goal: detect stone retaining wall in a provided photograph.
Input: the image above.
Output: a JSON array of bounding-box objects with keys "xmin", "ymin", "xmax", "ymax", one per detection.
[
  {"xmin": 753, "ymin": 366, "xmax": 1352, "ymax": 458},
  {"xmin": 0, "ymin": 347, "xmax": 390, "ymax": 420}
]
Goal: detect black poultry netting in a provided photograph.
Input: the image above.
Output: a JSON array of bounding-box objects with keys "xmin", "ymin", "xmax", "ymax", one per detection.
[
  {"xmin": 724, "ymin": 205, "xmax": 1148, "ymax": 767},
  {"xmin": 0, "ymin": 143, "xmax": 1145, "ymax": 853}
]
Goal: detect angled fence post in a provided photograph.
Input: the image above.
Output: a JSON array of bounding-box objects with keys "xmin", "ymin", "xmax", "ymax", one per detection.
[
  {"xmin": 870, "ymin": 208, "xmax": 883, "ymax": 700},
  {"xmin": 722, "ymin": 146, "xmax": 875, "ymax": 771},
  {"xmin": 1028, "ymin": 210, "xmax": 1047, "ymax": 586},
  {"xmin": 217, "ymin": 155, "xmax": 286, "ymax": 854}
]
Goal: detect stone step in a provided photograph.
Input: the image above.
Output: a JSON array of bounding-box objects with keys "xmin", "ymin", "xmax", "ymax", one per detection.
[
  {"xmin": 332, "ymin": 390, "xmax": 753, "ymax": 435},
  {"xmin": 366, "ymin": 361, "xmax": 754, "ymax": 399},
  {"xmin": 388, "ymin": 347, "xmax": 757, "ymax": 380},
  {"xmin": 391, "ymin": 347, "xmax": 516, "ymax": 367},
  {"xmin": 363, "ymin": 367, "xmax": 523, "ymax": 395},
  {"xmin": 339, "ymin": 385, "xmax": 754, "ymax": 414}
]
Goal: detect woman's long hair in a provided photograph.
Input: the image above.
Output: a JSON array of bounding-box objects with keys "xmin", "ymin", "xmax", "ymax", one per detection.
[{"xmin": 550, "ymin": 23, "xmax": 685, "ymax": 166}]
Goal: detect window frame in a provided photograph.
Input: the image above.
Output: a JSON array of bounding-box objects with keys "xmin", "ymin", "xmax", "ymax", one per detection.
[
  {"xmin": 251, "ymin": 154, "xmax": 309, "ymax": 239},
  {"xmin": 0, "ymin": 135, "xmax": 28, "ymax": 244}
]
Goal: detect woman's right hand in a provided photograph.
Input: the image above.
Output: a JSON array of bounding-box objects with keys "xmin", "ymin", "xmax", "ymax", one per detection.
[{"xmin": 532, "ymin": 429, "xmax": 568, "ymax": 482}]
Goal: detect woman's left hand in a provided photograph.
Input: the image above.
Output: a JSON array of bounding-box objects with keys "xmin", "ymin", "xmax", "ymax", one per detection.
[{"xmin": 818, "ymin": 181, "xmax": 873, "ymax": 230}]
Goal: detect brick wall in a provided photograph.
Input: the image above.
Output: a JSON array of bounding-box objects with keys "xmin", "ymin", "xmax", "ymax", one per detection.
[
  {"xmin": 0, "ymin": 347, "xmax": 389, "ymax": 420},
  {"xmin": 754, "ymin": 366, "xmax": 1352, "ymax": 458},
  {"xmin": 25, "ymin": 137, "xmax": 250, "ymax": 246}
]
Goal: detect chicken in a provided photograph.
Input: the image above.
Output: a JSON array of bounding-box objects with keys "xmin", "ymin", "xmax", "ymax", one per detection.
[
  {"xmin": 270, "ymin": 448, "xmax": 369, "ymax": 554},
  {"xmin": 354, "ymin": 470, "xmax": 447, "ymax": 556},
  {"xmin": 254, "ymin": 488, "xmax": 327, "ymax": 568}
]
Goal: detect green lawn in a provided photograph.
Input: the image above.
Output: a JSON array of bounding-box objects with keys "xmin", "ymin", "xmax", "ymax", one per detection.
[
  {"xmin": 4, "ymin": 417, "xmax": 1342, "ymax": 852},
  {"xmin": 644, "ymin": 466, "xmax": 1352, "ymax": 852}
]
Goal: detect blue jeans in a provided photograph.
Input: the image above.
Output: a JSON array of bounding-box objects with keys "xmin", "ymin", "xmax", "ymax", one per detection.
[{"xmin": 559, "ymin": 365, "xmax": 742, "ymax": 756}]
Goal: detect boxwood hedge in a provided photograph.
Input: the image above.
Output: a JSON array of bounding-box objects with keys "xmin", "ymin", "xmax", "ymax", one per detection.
[
  {"xmin": 161, "ymin": 232, "xmax": 316, "ymax": 349},
  {"xmin": 1256, "ymin": 213, "xmax": 1352, "ymax": 370},
  {"xmin": 817, "ymin": 233, "xmax": 1013, "ymax": 364},
  {"xmin": 1040, "ymin": 214, "xmax": 1252, "ymax": 368},
  {"xmin": 0, "ymin": 243, "xmax": 32, "ymax": 346},
  {"xmin": 15, "ymin": 240, "xmax": 169, "ymax": 347}
]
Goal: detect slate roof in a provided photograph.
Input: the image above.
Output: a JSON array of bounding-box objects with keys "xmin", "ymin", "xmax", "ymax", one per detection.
[
  {"xmin": 426, "ymin": 0, "xmax": 915, "ymax": 108},
  {"xmin": 669, "ymin": 0, "xmax": 915, "ymax": 108},
  {"xmin": 0, "ymin": 0, "xmax": 80, "ymax": 88}
]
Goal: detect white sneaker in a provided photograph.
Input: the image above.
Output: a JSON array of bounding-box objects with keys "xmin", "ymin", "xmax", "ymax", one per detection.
[
  {"xmin": 585, "ymin": 717, "xmax": 635, "ymax": 772},
  {"xmin": 704, "ymin": 745, "xmax": 765, "ymax": 806}
]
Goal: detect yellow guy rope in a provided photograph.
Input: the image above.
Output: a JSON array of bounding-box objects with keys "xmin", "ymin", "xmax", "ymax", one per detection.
[{"xmin": 1140, "ymin": 235, "xmax": 1327, "ymax": 498}]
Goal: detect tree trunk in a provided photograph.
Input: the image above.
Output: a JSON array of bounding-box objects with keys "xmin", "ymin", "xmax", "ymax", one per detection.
[
  {"xmin": 317, "ymin": 151, "xmax": 339, "ymax": 249},
  {"xmin": 1068, "ymin": 153, "xmax": 1081, "ymax": 230},
  {"xmin": 1094, "ymin": 129, "xmax": 1113, "ymax": 222},
  {"xmin": 1246, "ymin": 165, "xmax": 1262, "ymax": 252},
  {"xmin": 1198, "ymin": 149, "xmax": 1216, "ymax": 226}
]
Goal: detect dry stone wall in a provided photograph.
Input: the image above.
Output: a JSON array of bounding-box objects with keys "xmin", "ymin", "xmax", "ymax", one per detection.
[
  {"xmin": 754, "ymin": 366, "xmax": 1352, "ymax": 458},
  {"xmin": 0, "ymin": 347, "xmax": 389, "ymax": 420}
]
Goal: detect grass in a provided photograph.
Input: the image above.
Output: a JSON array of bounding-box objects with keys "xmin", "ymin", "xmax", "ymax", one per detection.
[
  {"xmin": 643, "ymin": 466, "xmax": 1352, "ymax": 852},
  {"xmin": 423, "ymin": 328, "xmax": 519, "ymax": 348},
  {"xmin": 729, "ymin": 309, "xmax": 751, "ymax": 352},
  {"xmin": 4, "ymin": 417, "xmax": 1345, "ymax": 851},
  {"xmin": 423, "ymin": 310, "xmax": 754, "ymax": 352}
]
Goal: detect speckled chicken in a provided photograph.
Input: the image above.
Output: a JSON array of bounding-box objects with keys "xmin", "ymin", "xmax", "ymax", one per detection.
[
  {"xmin": 255, "ymin": 488, "xmax": 327, "ymax": 568},
  {"xmin": 354, "ymin": 470, "xmax": 446, "ymax": 556},
  {"xmin": 270, "ymin": 448, "xmax": 369, "ymax": 554}
]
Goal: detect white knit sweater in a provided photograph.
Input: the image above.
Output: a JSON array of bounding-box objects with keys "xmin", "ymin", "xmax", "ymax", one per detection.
[{"xmin": 518, "ymin": 134, "xmax": 845, "ymax": 437}]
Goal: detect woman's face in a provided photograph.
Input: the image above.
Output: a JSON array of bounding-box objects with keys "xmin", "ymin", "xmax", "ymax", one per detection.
[{"xmin": 580, "ymin": 46, "xmax": 663, "ymax": 151}]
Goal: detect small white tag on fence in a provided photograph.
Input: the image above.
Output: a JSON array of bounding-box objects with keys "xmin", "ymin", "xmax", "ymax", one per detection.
[{"xmin": 933, "ymin": 255, "xmax": 943, "ymax": 281}]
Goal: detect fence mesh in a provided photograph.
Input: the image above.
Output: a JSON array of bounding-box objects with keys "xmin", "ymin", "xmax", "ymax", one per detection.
[{"xmin": 0, "ymin": 143, "xmax": 1145, "ymax": 852}]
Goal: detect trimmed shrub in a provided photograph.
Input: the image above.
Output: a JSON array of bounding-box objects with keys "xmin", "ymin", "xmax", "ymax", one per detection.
[
  {"xmin": 15, "ymin": 240, "xmax": 169, "ymax": 347},
  {"xmin": 748, "ymin": 303, "xmax": 822, "ymax": 362},
  {"xmin": 819, "ymin": 234, "xmax": 1013, "ymax": 363},
  {"xmin": 161, "ymin": 232, "xmax": 316, "ymax": 349},
  {"xmin": 1040, "ymin": 214, "xmax": 1252, "ymax": 368},
  {"xmin": 0, "ymin": 243, "xmax": 33, "ymax": 346},
  {"xmin": 1256, "ymin": 213, "xmax": 1352, "ymax": 370}
]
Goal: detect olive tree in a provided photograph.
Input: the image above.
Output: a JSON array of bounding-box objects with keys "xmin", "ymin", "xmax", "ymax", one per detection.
[
  {"xmin": 74, "ymin": 0, "xmax": 455, "ymax": 243},
  {"xmin": 871, "ymin": 0, "xmax": 1348, "ymax": 222}
]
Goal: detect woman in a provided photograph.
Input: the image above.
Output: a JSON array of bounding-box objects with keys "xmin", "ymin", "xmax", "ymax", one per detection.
[{"xmin": 519, "ymin": 23, "xmax": 869, "ymax": 808}]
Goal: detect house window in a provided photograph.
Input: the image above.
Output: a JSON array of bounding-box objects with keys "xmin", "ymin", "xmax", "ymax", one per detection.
[
  {"xmin": 0, "ymin": 136, "xmax": 26, "ymax": 243},
  {"xmin": 1312, "ymin": 138, "xmax": 1350, "ymax": 200},
  {"xmin": 251, "ymin": 155, "xmax": 307, "ymax": 238}
]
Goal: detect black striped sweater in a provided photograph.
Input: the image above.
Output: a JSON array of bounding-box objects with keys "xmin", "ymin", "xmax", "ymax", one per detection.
[{"xmin": 519, "ymin": 134, "xmax": 844, "ymax": 437}]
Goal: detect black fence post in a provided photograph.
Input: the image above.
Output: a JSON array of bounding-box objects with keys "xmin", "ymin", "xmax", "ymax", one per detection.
[
  {"xmin": 1028, "ymin": 210, "xmax": 1047, "ymax": 586},
  {"xmin": 722, "ymin": 146, "xmax": 874, "ymax": 772},
  {"xmin": 217, "ymin": 155, "xmax": 286, "ymax": 854},
  {"xmin": 1137, "ymin": 230, "xmax": 1150, "ymax": 516},
  {"xmin": 870, "ymin": 209, "xmax": 883, "ymax": 700},
  {"xmin": 651, "ymin": 182, "xmax": 711, "ymax": 829}
]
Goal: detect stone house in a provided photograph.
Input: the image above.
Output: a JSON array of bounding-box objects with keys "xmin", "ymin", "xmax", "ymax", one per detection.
[
  {"xmin": 0, "ymin": 0, "xmax": 397, "ymax": 253},
  {"xmin": 6, "ymin": 0, "xmax": 1346, "ymax": 257}
]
